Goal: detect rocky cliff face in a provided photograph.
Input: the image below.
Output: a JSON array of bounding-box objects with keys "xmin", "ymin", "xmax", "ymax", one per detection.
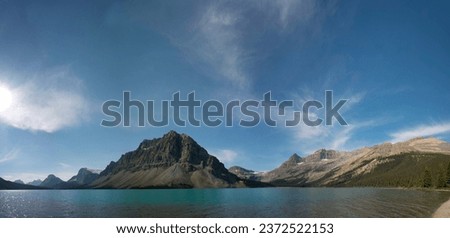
[{"xmin": 92, "ymin": 131, "xmax": 245, "ymax": 188}]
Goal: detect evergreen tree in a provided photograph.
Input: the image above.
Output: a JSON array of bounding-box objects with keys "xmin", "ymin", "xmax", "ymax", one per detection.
[
  {"xmin": 437, "ymin": 169, "xmax": 447, "ymax": 188},
  {"xmin": 447, "ymin": 162, "xmax": 450, "ymax": 185},
  {"xmin": 423, "ymin": 169, "xmax": 432, "ymax": 188}
]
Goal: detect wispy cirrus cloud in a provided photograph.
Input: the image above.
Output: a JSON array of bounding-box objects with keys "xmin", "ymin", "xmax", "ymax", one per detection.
[
  {"xmin": 269, "ymin": 0, "xmax": 318, "ymax": 30},
  {"xmin": 58, "ymin": 162, "xmax": 72, "ymax": 169},
  {"xmin": 289, "ymin": 123, "xmax": 357, "ymax": 154},
  {"xmin": 126, "ymin": 0, "xmax": 331, "ymax": 89},
  {"xmin": 390, "ymin": 122, "xmax": 450, "ymax": 143},
  {"xmin": 196, "ymin": 5, "xmax": 245, "ymax": 87},
  {"xmin": 0, "ymin": 67, "xmax": 90, "ymax": 133},
  {"xmin": 0, "ymin": 149, "xmax": 19, "ymax": 164},
  {"xmin": 190, "ymin": 0, "xmax": 328, "ymax": 88},
  {"xmin": 276, "ymin": 90, "xmax": 368, "ymax": 153}
]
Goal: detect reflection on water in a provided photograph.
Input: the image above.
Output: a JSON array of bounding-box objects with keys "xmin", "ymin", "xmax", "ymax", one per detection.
[{"xmin": 0, "ymin": 188, "xmax": 449, "ymax": 218}]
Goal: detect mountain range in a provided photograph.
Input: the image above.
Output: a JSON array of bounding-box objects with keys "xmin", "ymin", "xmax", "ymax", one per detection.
[
  {"xmin": 1, "ymin": 131, "xmax": 450, "ymax": 189},
  {"xmin": 236, "ymin": 137, "xmax": 450, "ymax": 188},
  {"xmin": 0, "ymin": 177, "xmax": 39, "ymax": 190}
]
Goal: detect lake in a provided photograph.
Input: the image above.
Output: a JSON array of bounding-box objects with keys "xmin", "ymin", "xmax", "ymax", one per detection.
[{"xmin": 0, "ymin": 188, "xmax": 449, "ymax": 218}]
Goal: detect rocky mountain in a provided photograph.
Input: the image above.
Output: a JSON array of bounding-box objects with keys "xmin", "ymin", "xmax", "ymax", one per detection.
[
  {"xmin": 13, "ymin": 179, "xmax": 24, "ymax": 184},
  {"xmin": 91, "ymin": 131, "xmax": 252, "ymax": 188},
  {"xmin": 255, "ymin": 150, "xmax": 351, "ymax": 186},
  {"xmin": 27, "ymin": 179, "xmax": 42, "ymax": 186},
  {"xmin": 40, "ymin": 174, "xmax": 67, "ymax": 188},
  {"xmin": 68, "ymin": 168, "xmax": 100, "ymax": 185},
  {"xmin": 233, "ymin": 137, "xmax": 450, "ymax": 188},
  {"xmin": 0, "ymin": 177, "xmax": 39, "ymax": 190}
]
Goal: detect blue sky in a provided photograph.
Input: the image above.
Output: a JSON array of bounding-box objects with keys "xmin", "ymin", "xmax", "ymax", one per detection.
[{"xmin": 1, "ymin": 0, "xmax": 450, "ymax": 182}]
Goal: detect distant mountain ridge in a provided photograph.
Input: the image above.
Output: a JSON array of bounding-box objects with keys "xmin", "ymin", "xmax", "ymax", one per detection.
[
  {"xmin": 0, "ymin": 177, "xmax": 39, "ymax": 190},
  {"xmin": 14, "ymin": 179, "xmax": 24, "ymax": 184},
  {"xmin": 36, "ymin": 168, "xmax": 101, "ymax": 189},
  {"xmin": 228, "ymin": 166, "xmax": 261, "ymax": 181},
  {"xmin": 27, "ymin": 179, "xmax": 42, "ymax": 186}
]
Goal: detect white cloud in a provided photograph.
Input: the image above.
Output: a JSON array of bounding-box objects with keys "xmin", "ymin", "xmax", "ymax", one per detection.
[
  {"xmin": 289, "ymin": 124, "xmax": 352, "ymax": 154},
  {"xmin": 329, "ymin": 126, "xmax": 354, "ymax": 150},
  {"xmin": 280, "ymin": 91, "xmax": 371, "ymax": 153},
  {"xmin": 295, "ymin": 124, "xmax": 328, "ymax": 139},
  {"xmin": 289, "ymin": 122, "xmax": 373, "ymax": 154},
  {"xmin": 130, "ymin": 0, "xmax": 328, "ymax": 90},
  {"xmin": 0, "ymin": 149, "xmax": 19, "ymax": 164},
  {"xmin": 211, "ymin": 149, "xmax": 238, "ymax": 167},
  {"xmin": 0, "ymin": 68, "xmax": 90, "ymax": 133},
  {"xmin": 269, "ymin": 0, "xmax": 317, "ymax": 30},
  {"xmin": 191, "ymin": 0, "xmax": 324, "ymax": 88},
  {"xmin": 390, "ymin": 122, "xmax": 450, "ymax": 143},
  {"xmin": 58, "ymin": 162, "xmax": 71, "ymax": 169},
  {"xmin": 195, "ymin": 5, "xmax": 247, "ymax": 88}
]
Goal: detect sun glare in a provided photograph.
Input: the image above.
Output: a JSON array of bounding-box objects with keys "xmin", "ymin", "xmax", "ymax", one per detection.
[{"xmin": 0, "ymin": 86, "xmax": 13, "ymax": 112}]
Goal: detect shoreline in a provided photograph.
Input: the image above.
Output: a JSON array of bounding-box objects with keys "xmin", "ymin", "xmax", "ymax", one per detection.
[{"xmin": 433, "ymin": 197, "xmax": 450, "ymax": 218}]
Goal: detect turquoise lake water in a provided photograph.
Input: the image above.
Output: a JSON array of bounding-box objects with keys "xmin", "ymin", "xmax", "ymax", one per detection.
[{"xmin": 0, "ymin": 188, "xmax": 449, "ymax": 217}]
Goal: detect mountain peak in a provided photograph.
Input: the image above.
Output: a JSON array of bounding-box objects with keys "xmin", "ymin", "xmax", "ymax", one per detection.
[
  {"xmin": 133, "ymin": 131, "xmax": 206, "ymax": 166},
  {"xmin": 77, "ymin": 167, "xmax": 101, "ymax": 174},
  {"xmin": 400, "ymin": 137, "xmax": 450, "ymax": 154},
  {"xmin": 288, "ymin": 153, "xmax": 301, "ymax": 162},
  {"xmin": 14, "ymin": 179, "xmax": 24, "ymax": 184},
  {"xmin": 93, "ymin": 131, "xmax": 243, "ymax": 188},
  {"xmin": 27, "ymin": 179, "xmax": 42, "ymax": 186},
  {"xmin": 47, "ymin": 174, "xmax": 58, "ymax": 179},
  {"xmin": 68, "ymin": 168, "xmax": 100, "ymax": 185},
  {"xmin": 280, "ymin": 153, "xmax": 302, "ymax": 168},
  {"xmin": 41, "ymin": 174, "xmax": 64, "ymax": 188},
  {"xmin": 162, "ymin": 130, "xmax": 184, "ymax": 140},
  {"xmin": 307, "ymin": 149, "xmax": 340, "ymax": 161}
]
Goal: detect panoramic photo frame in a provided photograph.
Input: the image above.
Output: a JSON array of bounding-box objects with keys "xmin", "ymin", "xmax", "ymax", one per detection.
[{"xmin": 0, "ymin": 0, "xmax": 450, "ymax": 237}]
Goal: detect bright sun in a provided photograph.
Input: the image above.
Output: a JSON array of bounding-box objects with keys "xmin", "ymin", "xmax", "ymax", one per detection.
[{"xmin": 0, "ymin": 86, "xmax": 13, "ymax": 112}]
